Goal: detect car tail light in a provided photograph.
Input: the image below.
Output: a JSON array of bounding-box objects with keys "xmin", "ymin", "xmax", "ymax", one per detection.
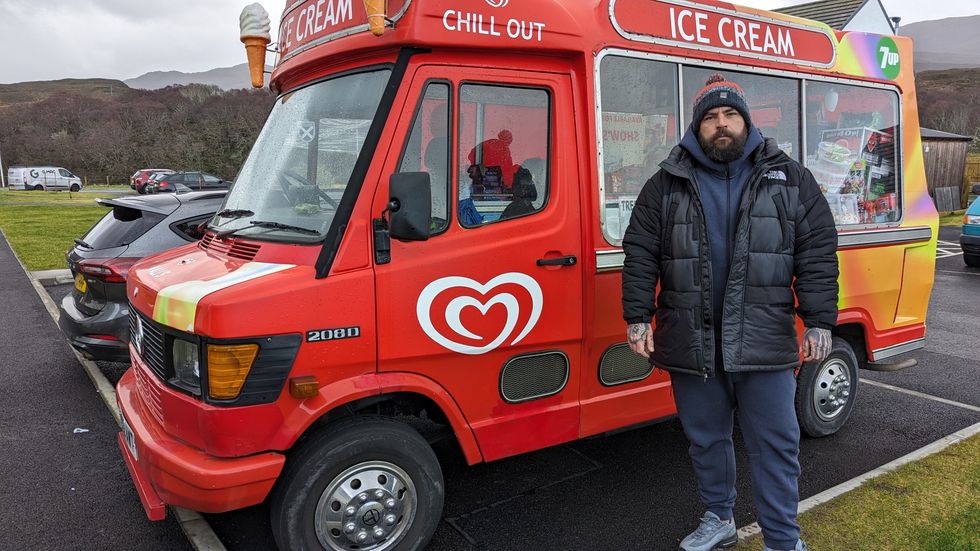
[
  {"xmin": 77, "ymin": 257, "xmax": 139, "ymax": 283},
  {"xmin": 159, "ymin": 181, "xmax": 169, "ymax": 189}
]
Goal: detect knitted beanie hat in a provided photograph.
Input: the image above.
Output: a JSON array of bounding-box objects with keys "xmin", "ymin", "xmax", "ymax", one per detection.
[{"xmin": 691, "ymin": 73, "xmax": 752, "ymax": 129}]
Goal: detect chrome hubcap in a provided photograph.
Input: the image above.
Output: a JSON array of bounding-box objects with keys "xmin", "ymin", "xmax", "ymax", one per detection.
[
  {"xmin": 812, "ymin": 357, "xmax": 851, "ymax": 421},
  {"xmin": 315, "ymin": 461, "xmax": 416, "ymax": 551}
]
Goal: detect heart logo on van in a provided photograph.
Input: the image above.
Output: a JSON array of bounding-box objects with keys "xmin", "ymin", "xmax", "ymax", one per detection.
[{"xmin": 417, "ymin": 273, "xmax": 542, "ymax": 355}]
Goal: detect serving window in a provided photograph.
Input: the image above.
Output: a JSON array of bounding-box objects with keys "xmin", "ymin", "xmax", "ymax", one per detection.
[
  {"xmin": 597, "ymin": 52, "xmax": 904, "ymax": 246},
  {"xmin": 682, "ymin": 67, "xmax": 801, "ymax": 162},
  {"xmin": 598, "ymin": 55, "xmax": 679, "ymax": 242},
  {"xmin": 804, "ymin": 81, "xmax": 900, "ymax": 225}
]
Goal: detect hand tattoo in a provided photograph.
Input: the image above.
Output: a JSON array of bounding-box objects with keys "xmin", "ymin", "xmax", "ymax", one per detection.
[
  {"xmin": 627, "ymin": 323, "xmax": 653, "ymax": 358},
  {"xmin": 628, "ymin": 323, "xmax": 649, "ymax": 344},
  {"xmin": 802, "ymin": 327, "xmax": 832, "ymax": 362}
]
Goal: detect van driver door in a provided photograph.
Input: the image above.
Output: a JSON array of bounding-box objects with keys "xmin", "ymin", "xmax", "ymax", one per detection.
[{"xmin": 373, "ymin": 64, "xmax": 584, "ymax": 462}]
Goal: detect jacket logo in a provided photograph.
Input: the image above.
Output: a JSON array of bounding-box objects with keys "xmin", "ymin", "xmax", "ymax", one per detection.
[
  {"xmin": 766, "ymin": 170, "xmax": 787, "ymax": 181},
  {"xmin": 416, "ymin": 273, "xmax": 542, "ymax": 355}
]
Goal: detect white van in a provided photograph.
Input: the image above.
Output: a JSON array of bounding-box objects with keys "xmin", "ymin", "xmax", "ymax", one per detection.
[{"xmin": 7, "ymin": 166, "xmax": 83, "ymax": 191}]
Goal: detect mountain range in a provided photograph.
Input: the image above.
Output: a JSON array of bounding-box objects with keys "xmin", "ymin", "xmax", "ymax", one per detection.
[
  {"xmin": 900, "ymin": 15, "xmax": 980, "ymax": 72},
  {"xmin": 123, "ymin": 63, "xmax": 272, "ymax": 91}
]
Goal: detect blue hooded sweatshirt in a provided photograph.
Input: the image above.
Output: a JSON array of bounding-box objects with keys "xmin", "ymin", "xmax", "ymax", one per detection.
[{"xmin": 679, "ymin": 124, "xmax": 765, "ymax": 340}]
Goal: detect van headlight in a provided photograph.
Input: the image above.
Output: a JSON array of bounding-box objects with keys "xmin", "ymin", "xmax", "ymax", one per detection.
[
  {"xmin": 172, "ymin": 339, "xmax": 201, "ymax": 390},
  {"xmin": 967, "ymin": 214, "xmax": 980, "ymax": 226}
]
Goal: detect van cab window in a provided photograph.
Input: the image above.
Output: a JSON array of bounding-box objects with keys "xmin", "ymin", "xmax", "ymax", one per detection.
[
  {"xmin": 397, "ymin": 82, "xmax": 451, "ymax": 234},
  {"xmin": 59, "ymin": 169, "xmax": 73, "ymax": 178},
  {"xmin": 457, "ymin": 84, "xmax": 550, "ymax": 227}
]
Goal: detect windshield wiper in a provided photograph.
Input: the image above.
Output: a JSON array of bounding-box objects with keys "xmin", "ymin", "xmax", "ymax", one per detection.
[
  {"xmin": 215, "ymin": 220, "xmax": 321, "ymax": 238},
  {"xmin": 73, "ymin": 238, "xmax": 93, "ymax": 249}
]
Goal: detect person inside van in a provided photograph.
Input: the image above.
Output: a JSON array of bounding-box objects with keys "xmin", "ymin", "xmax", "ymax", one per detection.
[
  {"xmin": 501, "ymin": 166, "xmax": 537, "ymax": 220},
  {"xmin": 466, "ymin": 129, "xmax": 519, "ymax": 195}
]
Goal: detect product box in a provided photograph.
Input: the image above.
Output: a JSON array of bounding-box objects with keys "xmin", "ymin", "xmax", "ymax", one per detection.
[{"xmin": 811, "ymin": 127, "xmax": 898, "ymax": 224}]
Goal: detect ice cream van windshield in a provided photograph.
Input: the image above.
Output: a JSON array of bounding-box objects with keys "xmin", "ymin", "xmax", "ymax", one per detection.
[{"xmin": 214, "ymin": 67, "xmax": 392, "ymax": 242}]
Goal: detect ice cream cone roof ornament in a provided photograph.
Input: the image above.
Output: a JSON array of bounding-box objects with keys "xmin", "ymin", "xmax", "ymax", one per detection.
[
  {"xmin": 364, "ymin": 0, "xmax": 387, "ymax": 36},
  {"xmin": 239, "ymin": 3, "xmax": 271, "ymax": 88}
]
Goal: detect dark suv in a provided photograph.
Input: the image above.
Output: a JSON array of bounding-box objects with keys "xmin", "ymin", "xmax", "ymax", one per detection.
[
  {"xmin": 58, "ymin": 191, "xmax": 227, "ymax": 361},
  {"xmin": 147, "ymin": 171, "xmax": 231, "ymax": 193}
]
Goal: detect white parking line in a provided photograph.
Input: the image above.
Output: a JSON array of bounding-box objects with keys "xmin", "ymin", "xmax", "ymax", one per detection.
[
  {"xmin": 737, "ymin": 381, "xmax": 980, "ymax": 541},
  {"xmin": 936, "ymin": 240, "xmax": 964, "ymax": 259},
  {"xmin": 14, "ymin": 246, "xmax": 227, "ymax": 551},
  {"xmin": 861, "ymin": 379, "xmax": 980, "ymax": 413}
]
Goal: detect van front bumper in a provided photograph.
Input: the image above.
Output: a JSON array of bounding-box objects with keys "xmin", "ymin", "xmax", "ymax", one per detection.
[
  {"xmin": 961, "ymin": 232, "xmax": 980, "ymax": 256},
  {"xmin": 116, "ymin": 366, "xmax": 285, "ymax": 520}
]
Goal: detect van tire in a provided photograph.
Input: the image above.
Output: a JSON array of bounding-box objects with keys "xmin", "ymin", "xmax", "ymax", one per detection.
[
  {"xmin": 965, "ymin": 254, "xmax": 980, "ymax": 268},
  {"xmin": 795, "ymin": 337, "xmax": 859, "ymax": 438},
  {"xmin": 33, "ymin": 184, "xmax": 43, "ymax": 191},
  {"xmin": 270, "ymin": 416, "xmax": 444, "ymax": 551},
  {"xmin": 70, "ymin": 184, "xmax": 80, "ymax": 192}
]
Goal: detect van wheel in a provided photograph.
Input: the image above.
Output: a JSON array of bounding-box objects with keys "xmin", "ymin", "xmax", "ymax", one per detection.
[
  {"xmin": 270, "ymin": 416, "xmax": 444, "ymax": 551},
  {"xmin": 965, "ymin": 254, "xmax": 980, "ymax": 268},
  {"xmin": 70, "ymin": 184, "xmax": 80, "ymax": 192},
  {"xmin": 33, "ymin": 184, "xmax": 43, "ymax": 191},
  {"xmin": 795, "ymin": 337, "xmax": 859, "ymax": 438}
]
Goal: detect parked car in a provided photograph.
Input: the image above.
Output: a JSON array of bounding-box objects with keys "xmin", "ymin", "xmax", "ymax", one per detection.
[
  {"xmin": 7, "ymin": 166, "xmax": 83, "ymax": 191},
  {"xmin": 131, "ymin": 169, "xmax": 174, "ymax": 193},
  {"xmin": 141, "ymin": 171, "xmax": 172, "ymax": 193},
  {"xmin": 147, "ymin": 171, "xmax": 231, "ymax": 193},
  {"xmin": 962, "ymin": 193, "xmax": 980, "ymax": 267},
  {"xmin": 58, "ymin": 191, "xmax": 228, "ymax": 361}
]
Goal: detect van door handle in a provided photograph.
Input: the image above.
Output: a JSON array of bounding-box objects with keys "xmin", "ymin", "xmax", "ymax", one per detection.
[{"xmin": 536, "ymin": 255, "xmax": 577, "ymax": 267}]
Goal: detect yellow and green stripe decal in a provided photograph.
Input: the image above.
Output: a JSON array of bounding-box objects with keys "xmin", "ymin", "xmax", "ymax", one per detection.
[{"xmin": 153, "ymin": 262, "xmax": 294, "ymax": 331}]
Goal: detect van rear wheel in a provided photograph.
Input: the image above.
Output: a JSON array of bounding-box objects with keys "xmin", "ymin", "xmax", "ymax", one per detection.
[
  {"xmin": 270, "ymin": 416, "xmax": 444, "ymax": 551},
  {"xmin": 33, "ymin": 184, "xmax": 43, "ymax": 191},
  {"xmin": 795, "ymin": 336, "xmax": 859, "ymax": 437}
]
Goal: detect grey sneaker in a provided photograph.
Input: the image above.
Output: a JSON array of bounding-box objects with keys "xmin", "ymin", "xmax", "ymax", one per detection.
[
  {"xmin": 763, "ymin": 539, "xmax": 808, "ymax": 551},
  {"xmin": 679, "ymin": 512, "xmax": 737, "ymax": 551}
]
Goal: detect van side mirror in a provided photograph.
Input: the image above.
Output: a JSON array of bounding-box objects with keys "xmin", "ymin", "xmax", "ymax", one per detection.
[{"xmin": 388, "ymin": 172, "xmax": 431, "ymax": 241}]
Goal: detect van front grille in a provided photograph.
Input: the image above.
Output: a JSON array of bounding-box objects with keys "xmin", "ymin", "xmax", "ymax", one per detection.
[{"xmin": 129, "ymin": 308, "xmax": 168, "ymax": 381}]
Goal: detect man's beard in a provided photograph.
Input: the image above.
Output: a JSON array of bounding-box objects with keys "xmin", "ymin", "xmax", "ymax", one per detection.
[{"xmin": 699, "ymin": 127, "xmax": 748, "ymax": 163}]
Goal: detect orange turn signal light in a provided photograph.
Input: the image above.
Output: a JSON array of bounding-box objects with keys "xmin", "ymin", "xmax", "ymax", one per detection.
[
  {"xmin": 289, "ymin": 376, "xmax": 320, "ymax": 398},
  {"xmin": 207, "ymin": 344, "xmax": 259, "ymax": 400}
]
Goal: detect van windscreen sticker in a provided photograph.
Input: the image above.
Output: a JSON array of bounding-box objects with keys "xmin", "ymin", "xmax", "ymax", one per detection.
[{"xmin": 416, "ymin": 272, "xmax": 542, "ymax": 355}]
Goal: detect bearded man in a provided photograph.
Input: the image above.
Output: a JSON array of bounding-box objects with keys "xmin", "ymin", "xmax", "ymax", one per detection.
[{"xmin": 621, "ymin": 74, "xmax": 840, "ymax": 551}]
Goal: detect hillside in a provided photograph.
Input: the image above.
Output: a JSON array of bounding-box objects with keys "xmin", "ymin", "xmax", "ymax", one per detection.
[
  {"xmin": 0, "ymin": 78, "xmax": 129, "ymax": 107},
  {"xmin": 916, "ymin": 68, "xmax": 980, "ymax": 144},
  {"xmin": 124, "ymin": 63, "xmax": 273, "ymax": 91},
  {"xmin": 901, "ymin": 15, "xmax": 980, "ymax": 72}
]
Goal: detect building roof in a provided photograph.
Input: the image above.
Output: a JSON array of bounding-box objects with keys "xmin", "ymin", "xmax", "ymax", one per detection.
[
  {"xmin": 920, "ymin": 127, "xmax": 974, "ymax": 141},
  {"xmin": 775, "ymin": 0, "xmax": 868, "ymax": 30}
]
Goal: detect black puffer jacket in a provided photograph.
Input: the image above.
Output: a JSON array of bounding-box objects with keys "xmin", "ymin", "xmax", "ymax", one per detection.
[{"xmin": 622, "ymin": 138, "xmax": 839, "ymax": 377}]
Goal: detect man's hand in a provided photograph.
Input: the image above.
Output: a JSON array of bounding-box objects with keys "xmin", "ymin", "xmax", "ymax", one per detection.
[
  {"xmin": 627, "ymin": 323, "xmax": 654, "ymax": 358},
  {"xmin": 801, "ymin": 327, "xmax": 832, "ymax": 363}
]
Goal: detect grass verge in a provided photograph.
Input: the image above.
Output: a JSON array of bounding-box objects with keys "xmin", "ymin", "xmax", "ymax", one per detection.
[
  {"xmin": 939, "ymin": 210, "xmax": 965, "ymax": 227},
  {"xmin": 0, "ymin": 204, "xmax": 107, "ymax": 270},
  {"xmin": 0, "ymin": 188, "xmax": 129, "ymax": 206},
  {"xmin": 736, "ymin": 433, "xmax": 980, "ymax": 550}
]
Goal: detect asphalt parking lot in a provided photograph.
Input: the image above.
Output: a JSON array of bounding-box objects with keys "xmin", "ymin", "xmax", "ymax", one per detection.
[{"xmin": 6, "ymin": 225, "xmax": 980, "ymax": 550}]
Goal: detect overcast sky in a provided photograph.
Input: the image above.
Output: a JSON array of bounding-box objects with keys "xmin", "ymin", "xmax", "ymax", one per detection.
[{"xmin": 0, "ymin": 0, "xmax": 976, "ymax": 84}]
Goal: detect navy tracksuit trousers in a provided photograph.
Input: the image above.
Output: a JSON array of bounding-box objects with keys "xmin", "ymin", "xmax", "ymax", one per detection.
[{"xmin": 671, "ymin": 367, "xmax": 801, "ymax": 551}]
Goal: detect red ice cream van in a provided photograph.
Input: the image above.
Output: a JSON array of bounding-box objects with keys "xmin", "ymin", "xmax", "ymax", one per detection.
[{"xmin": 117, "ymin": 0, "xmax": 938, "ymax": 548}]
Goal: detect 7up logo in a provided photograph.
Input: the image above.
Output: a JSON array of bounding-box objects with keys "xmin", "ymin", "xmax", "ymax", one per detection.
[{"xmin": 877, "ymin": 36, "xmax": 901, "ymax": 80}]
